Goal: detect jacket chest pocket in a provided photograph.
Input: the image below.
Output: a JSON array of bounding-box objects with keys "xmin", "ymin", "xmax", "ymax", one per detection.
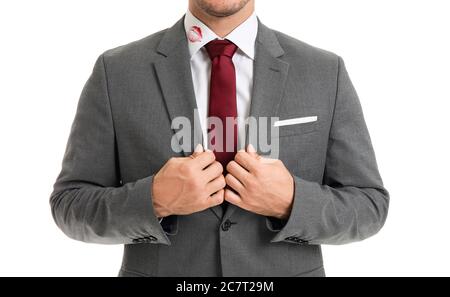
[{"xmin": 277, "ymin": 117, "xmax": 324, "ymax": 137}]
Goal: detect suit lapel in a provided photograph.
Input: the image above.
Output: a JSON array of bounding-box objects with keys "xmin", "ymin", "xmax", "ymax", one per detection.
[
  {"xmin": 154, "ymin": 17, "xmax": 223, "ymax": 220},
  {"xmin": 223, "ymin": 21, "xmax": 290, "ymax": 221},
  {"xmin": 154, "ymin": 17, "xmax": 203, "ymax": 157}
]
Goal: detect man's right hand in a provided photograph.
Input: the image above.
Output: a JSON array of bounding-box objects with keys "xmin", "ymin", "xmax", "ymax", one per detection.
[{"xmin": 152, "ymin": 145, "xmax": 225, "ymax": 218}]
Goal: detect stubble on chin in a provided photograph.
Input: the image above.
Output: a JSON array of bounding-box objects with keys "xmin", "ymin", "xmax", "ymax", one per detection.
[{"xmin": 195, "ymin": 0, "xmax": 251, "ymax": 17}]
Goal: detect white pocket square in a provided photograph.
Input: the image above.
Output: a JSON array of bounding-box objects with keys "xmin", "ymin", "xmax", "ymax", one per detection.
[{"xmin": 273, "ymin": 116, "xmax": 318, "ymax": 127}]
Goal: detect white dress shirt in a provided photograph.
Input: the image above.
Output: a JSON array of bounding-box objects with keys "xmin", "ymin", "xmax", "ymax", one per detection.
[{"xmin": 184, "ymin": 10, "xmax": 258, "ymax": 150}]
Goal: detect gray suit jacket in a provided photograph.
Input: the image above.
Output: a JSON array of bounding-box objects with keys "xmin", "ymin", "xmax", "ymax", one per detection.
[{"xmin": 50, "ymin": 16, "xmax": 389, "ymax": 277}]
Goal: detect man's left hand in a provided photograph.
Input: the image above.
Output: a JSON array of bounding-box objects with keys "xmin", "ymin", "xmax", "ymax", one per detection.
[{"xmin": 224, "ymin": 145, "xmax": 294, "ymax": 220}]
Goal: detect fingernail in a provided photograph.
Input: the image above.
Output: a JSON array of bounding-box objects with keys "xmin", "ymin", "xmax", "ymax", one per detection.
[
  {"xmin": 194, "ymin": 144, "xmax": 204, "ymax": 152},
  {"xmin": 247, "ymin": 144, "xmax": 256, "ymax": 153}
]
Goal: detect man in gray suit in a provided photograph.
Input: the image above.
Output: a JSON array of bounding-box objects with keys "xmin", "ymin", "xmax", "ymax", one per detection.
[{"xmin": 50, "ymin": 0, "xmax": 389, "ymax": 277}]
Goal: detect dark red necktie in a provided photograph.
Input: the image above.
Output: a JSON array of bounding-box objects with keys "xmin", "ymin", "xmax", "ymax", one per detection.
[{"xmin": 205, "ymin": 39, "xmax": 238, "ymax": 170}]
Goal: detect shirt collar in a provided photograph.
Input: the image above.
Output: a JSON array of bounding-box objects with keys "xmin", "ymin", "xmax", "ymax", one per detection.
[{"xmin": 184, "ymin": 9, "xmax": 258, "ymax": 60}]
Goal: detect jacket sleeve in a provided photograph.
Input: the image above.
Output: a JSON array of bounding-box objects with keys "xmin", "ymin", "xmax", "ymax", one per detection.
[
  {"xmin": 50, "ymin": 55, "xmax": 171, "ymax": 245},
  {"xmin": 268, "ymin": 57, "xmax": 389, "ymax": 245}
]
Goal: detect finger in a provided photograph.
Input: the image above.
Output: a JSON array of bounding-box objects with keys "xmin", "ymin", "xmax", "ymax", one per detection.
[
  {"xmin": 226, "ymin": 160, "xmax": 250, "ymax": 184},
  {"xmin": 225, "ymin": 173, "xmax": 245, "ymax": 194},
  {"xmin": 206, "ymin": 189, "xmax": 225, "ymax": 208},
  {"xmin": 224, "ymin": 188, "xmax": 243, "ymax": 207},
  {"xmin": 206, "ymin": 175, "xmax": 226, "ymax": 195},
  {"xmin": 191, "ymin": 150, "xmax": 216, "ymax": 169},
  {"xmin": 234, "ymin": 151, "xmax": 259, "ymax": 172},
  {"xmin": 203, "ymin": 161, "xmax": 223, "ymax": 181}
]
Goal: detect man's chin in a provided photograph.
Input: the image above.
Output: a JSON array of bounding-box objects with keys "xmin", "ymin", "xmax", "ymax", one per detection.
[
  {"xmin": 195, "ymin": 0, "xmax": 251, "ymax": 18},
  {"xmin": 206, "ymin": 9, "xmax": 242, "ymax": 17}
]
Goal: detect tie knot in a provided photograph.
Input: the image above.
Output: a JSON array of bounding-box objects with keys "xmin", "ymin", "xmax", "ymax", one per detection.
[{"xmin": 205, "ymin": 39, "xmax": 238, "ymax": 60}]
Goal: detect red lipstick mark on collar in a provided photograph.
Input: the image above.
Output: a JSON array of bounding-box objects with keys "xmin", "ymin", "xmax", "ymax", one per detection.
[{"xmin": 188, "ymin": 26, "xmax": 202, "ymax": 43}]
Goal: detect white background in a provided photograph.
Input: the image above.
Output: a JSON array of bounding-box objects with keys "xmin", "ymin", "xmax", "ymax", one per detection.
[{"xmin": 1, "ymin": 0, "xmax": 449, "ymax": 277}]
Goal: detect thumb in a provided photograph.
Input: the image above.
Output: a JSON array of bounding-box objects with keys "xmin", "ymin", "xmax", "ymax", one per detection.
[
  {"xmin": 191, "ymin": 143, "xmax": 204, "ymax": 158},
  {"xmin": 246, "ymin": 144, "xmax": 260, "ymax": 159}
]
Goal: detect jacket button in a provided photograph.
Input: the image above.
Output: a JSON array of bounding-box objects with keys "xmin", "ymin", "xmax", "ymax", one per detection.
[
  {"xmin": 221, "ymin": 219, "xmax": 235, "ymax": 231},
  {"xmin": 132, "ymin": 238, "xmax": 144, "ymax": 244},
  {"xmin": 285, "ymin": 236, "xmax": 309, "ymax": 245},
  {"xmin": 133, "ymin": 236, "xmax": 157, "ymax": 244}
]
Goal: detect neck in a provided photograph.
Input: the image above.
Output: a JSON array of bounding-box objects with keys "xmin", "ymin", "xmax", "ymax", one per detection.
[{"xmin": 188, "ymin": 1, "xmax": 255, "ymax": 38}]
